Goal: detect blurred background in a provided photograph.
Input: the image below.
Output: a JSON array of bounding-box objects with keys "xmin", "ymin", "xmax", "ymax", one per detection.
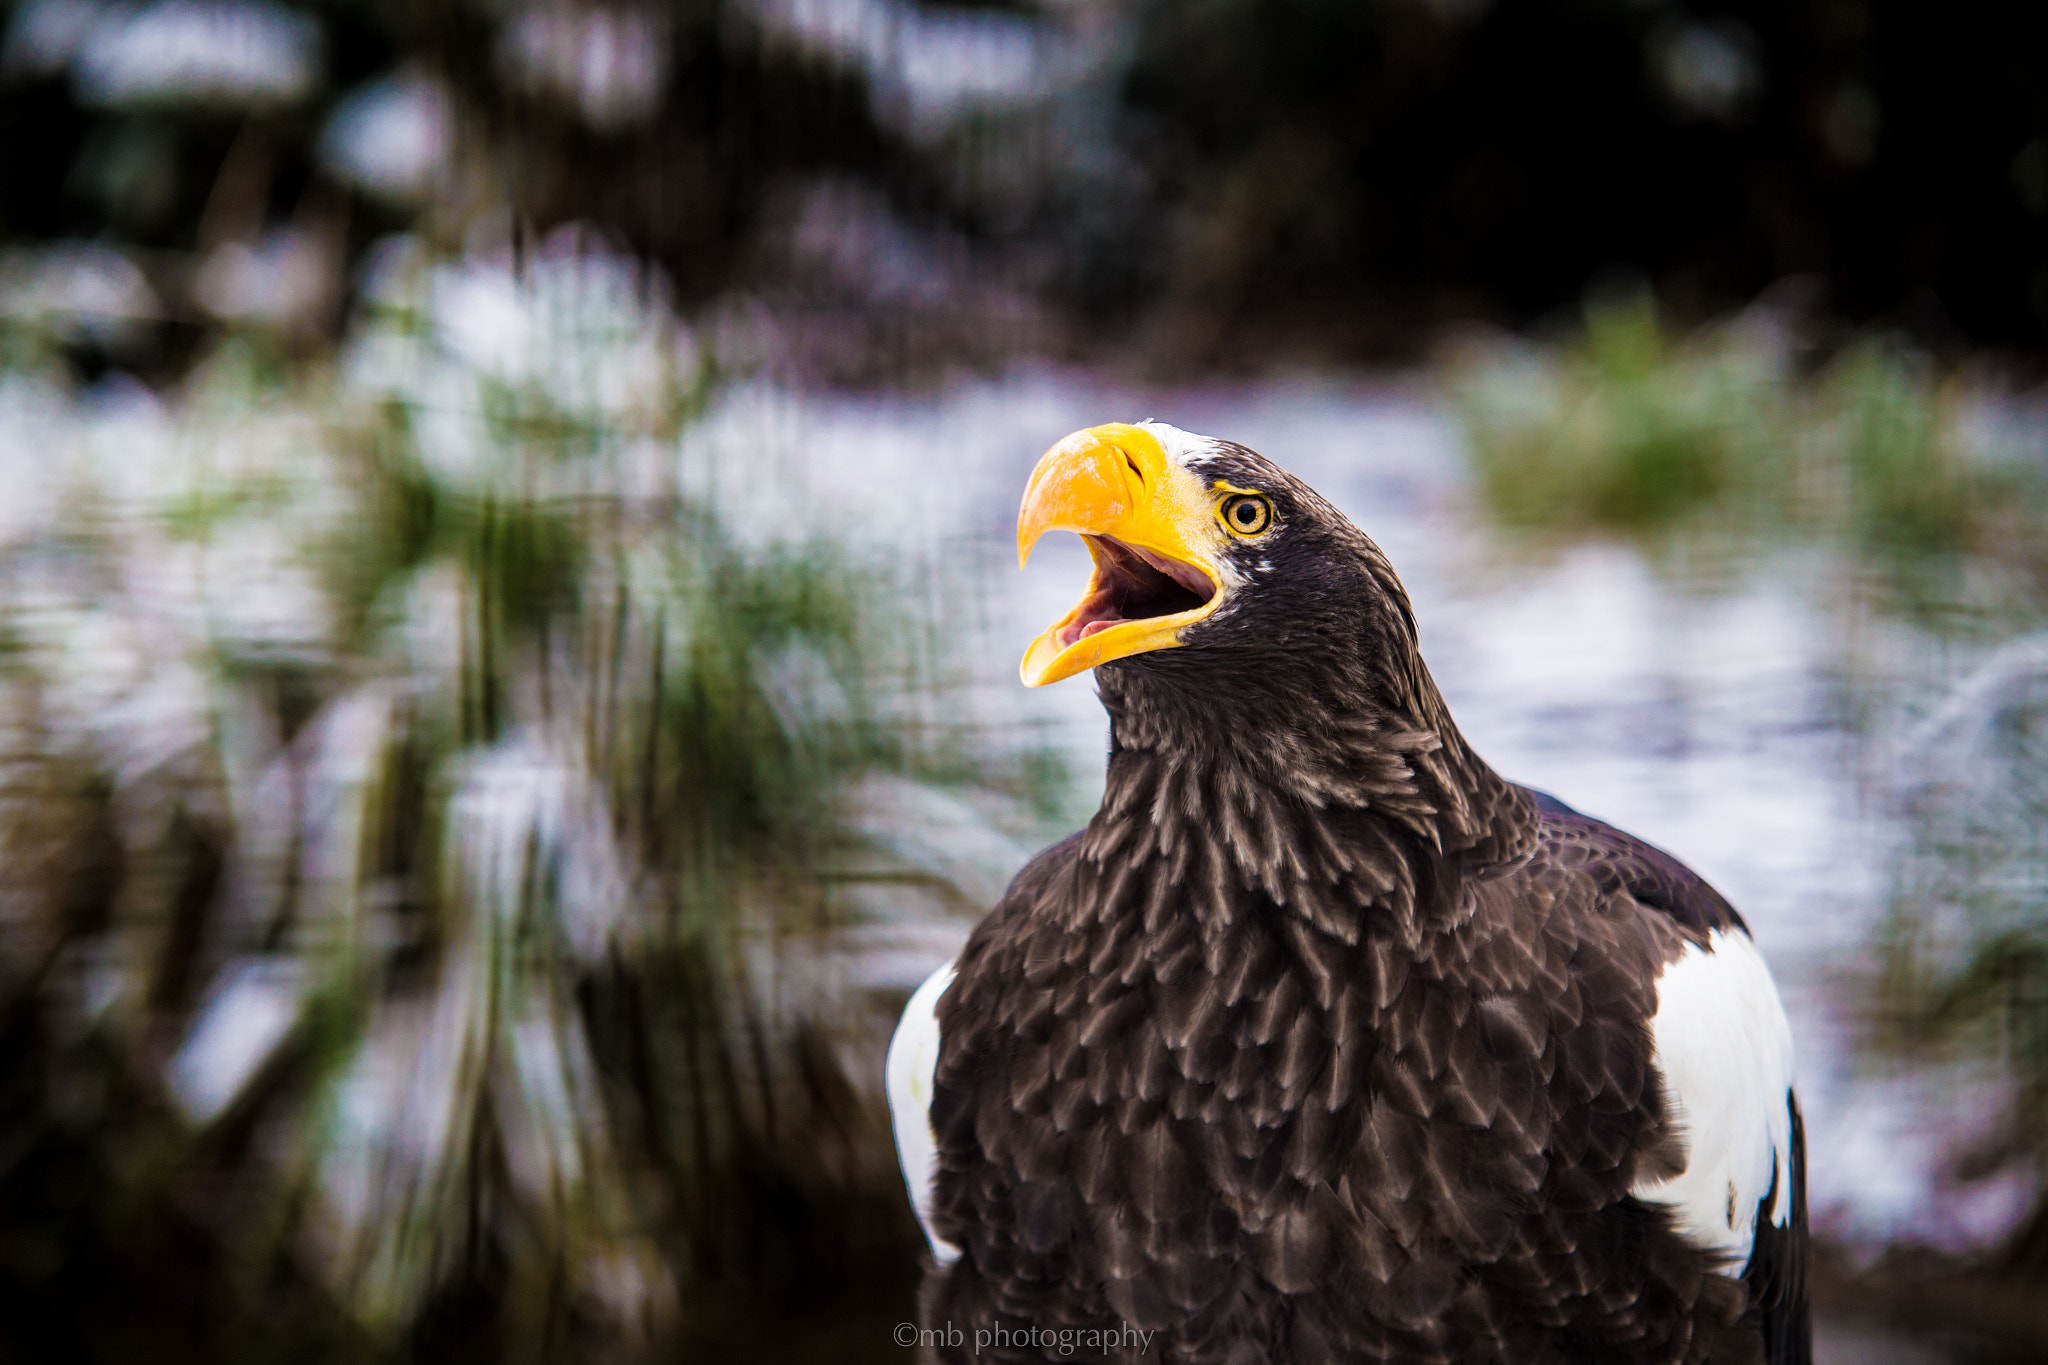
[{"xmin": 0, "ymin": 1, "xmax": 2045, "ymax": 1361}]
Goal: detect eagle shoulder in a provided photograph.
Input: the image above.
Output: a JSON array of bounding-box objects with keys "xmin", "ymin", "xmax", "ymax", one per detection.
[
  {"xmin": 1528, "ymin": 790, "xmax": 1808, "ymax": 1360},
  {"xmin": 1524, "ymin": 786, "xmax": 1746, "ymax": 939}
]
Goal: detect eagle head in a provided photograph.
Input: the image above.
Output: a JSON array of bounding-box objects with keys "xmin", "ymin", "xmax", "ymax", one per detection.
[{"xmin": 1017, "ymin": 420, "xmax": 1419, "ymax": 716}]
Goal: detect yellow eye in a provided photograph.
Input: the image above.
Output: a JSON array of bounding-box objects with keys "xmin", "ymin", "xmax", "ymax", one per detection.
[{"xmin": 1219, "ymin": 493, "xmax": 1272, "ymax": 536}]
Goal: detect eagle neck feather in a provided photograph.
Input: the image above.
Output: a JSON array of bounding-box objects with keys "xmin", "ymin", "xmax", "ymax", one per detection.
[{"xmin": 1086, "ymin": 646, "xmax": 1537, "ymax": 946}]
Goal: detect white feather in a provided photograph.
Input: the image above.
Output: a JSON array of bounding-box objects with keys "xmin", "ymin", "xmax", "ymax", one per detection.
[
  {"xmin": 1631, "ymin": 927, "xmax": 1797, "ymax": 1266},
  {"xmin": 886, "ymin": 959, "xmax": 961, "ymax": 1264},
  {"xmin": 1133, "ymin": 418, "xmax": 1222, "ymax": 468}
]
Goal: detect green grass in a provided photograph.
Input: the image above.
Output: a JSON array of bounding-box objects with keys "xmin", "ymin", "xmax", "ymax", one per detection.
[{"xmin": 1443, "ymin": 290, "xmax": 2048, "ymax": 628}]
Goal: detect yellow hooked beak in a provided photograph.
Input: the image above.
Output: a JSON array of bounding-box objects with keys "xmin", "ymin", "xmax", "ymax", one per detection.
[{"xmin": 1016, "ymin": 423, "xmax": 1226, "ymax": 686}]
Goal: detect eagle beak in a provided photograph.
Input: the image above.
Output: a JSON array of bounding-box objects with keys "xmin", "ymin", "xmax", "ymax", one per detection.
[{"xmin": 1015, "ymin": 423, "xmax": 1224, "ymax": 687}]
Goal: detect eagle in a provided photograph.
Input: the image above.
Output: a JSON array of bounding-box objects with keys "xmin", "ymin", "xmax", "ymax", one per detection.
[{"xmin": 887, "ymin": 422, "xmax": 1807, "ymax": 1364}]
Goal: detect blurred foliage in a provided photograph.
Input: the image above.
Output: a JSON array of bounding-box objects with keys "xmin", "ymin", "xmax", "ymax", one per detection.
[
  {"xmin": 1444, "ymin": 290, "xmax": 2048, "ymax": 627},
  {"xmin": 0, "ymin": 0, "xmax": 887, "ymax": 289},
  {"xmin": 1875, "ymin": 638, "xmax": 2048, "ymax": 1275},
  {"xmin": 0, "ymin": 236, "xmax": 1060, "ymax": 1362},
  {"xmin": 0, "ymin": 0, "xmax": 1077, "ymax": 384},
  {"xmin": 1446, "ymin": 293, "xmax": 1786, "ymax": 533}
]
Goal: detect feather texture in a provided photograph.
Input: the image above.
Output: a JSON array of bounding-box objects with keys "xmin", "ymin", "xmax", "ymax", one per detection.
[{"xmin": 901, "ymin": 427, "xmax": 1808, "ymax": 1363}]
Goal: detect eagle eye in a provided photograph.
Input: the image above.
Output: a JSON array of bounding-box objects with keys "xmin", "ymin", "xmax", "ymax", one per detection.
[{"xmin": 1219, "ymin": 494, "xmax": 1272, "ymax": 536}]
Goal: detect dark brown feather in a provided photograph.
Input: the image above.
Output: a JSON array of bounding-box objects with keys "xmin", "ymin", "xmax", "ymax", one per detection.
[{"xmin": 917, "ymin": 445, "xmax": 1805, "ymax": 1363}]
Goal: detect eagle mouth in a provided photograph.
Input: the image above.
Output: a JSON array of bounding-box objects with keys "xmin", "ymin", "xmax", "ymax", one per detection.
[
  {"xmin": 1049, "ymin": 535, "xmax": 1217, "ymax": 650},
  {"xmin": 1015, "ymin": 422, "xmax": 1229, "ymax": 687}
]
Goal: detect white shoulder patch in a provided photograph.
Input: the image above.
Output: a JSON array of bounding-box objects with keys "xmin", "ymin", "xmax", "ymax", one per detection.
[
  {"xmin": 1631, "ymin": 927, "xmax": 1796, "ymax": 1267},
  {"xmin": 885, "ymin": 959, "xmax": 961, "ymax": 1264}
]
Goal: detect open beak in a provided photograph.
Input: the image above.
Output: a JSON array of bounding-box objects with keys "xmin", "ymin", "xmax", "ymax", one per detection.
[{"xmin": 1016, "ymin": 423, "xmax": 1224, "ymax": 687}]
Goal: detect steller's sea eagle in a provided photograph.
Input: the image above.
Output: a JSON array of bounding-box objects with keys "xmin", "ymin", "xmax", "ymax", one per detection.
[{"xmin": 887, "ymin": 422, "xmax": 1807, "ymax": 1364}]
